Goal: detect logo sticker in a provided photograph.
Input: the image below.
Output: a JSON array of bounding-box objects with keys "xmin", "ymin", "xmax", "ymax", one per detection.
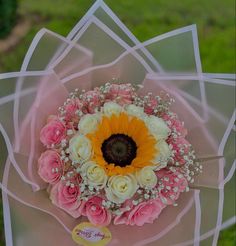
[{"xmin": 72, "ymin": 222, "xmax": 112, "ymax": 246}]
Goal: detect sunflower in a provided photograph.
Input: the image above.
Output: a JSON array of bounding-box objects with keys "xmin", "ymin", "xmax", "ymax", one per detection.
[{"xmin": 86, "ymin": 112, "xmax": 157, "ymax": 176}]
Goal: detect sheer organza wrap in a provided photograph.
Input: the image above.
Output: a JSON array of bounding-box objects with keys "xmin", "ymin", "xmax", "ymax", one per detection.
[{"xmin": 0, "ymin": 1, "xmax": 235, "ymax": 245}]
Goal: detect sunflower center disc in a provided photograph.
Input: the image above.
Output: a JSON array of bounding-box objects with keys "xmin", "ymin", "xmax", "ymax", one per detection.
[{"xmin": 101, "ymin": 134, "xmax": 137, "ymax": 167}]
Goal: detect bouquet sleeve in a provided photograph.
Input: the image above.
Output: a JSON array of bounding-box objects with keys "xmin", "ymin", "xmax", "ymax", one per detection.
[{"xmin": 0, "ymin": 1, "xmax": 235, "ymax": 245}]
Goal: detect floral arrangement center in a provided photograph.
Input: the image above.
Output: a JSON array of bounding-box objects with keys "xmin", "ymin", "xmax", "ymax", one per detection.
[{"xmin": 38, "ymin": 82, "xmax": 202, "ymax": 226}]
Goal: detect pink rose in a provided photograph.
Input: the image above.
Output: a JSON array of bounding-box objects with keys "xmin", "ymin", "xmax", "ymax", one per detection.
[
  {"xmin": 81, "ymin": 196, "xmax": 112, "ymax": 226},
  {"xmin": 82, "ymin": 89, "xmax": 102, "ymax": 113},
  {"xmin": 114, "ymin": 199, "xmax": 165, "ymax": 226},
  {"xmin": 144, "ymin": 96, "xmax": 159, "ymax": 115},
  {"xmin": 50, "ymin": 181, "xmax": 83, "ymax": 218},
  {"xmin": 167, "ymin": 137, "xmax": 191, "ymax": 166},
  {"xmin": 163, "ymin": 113, "xmax": 187, "ymax": 137},
  {"xmin": 38, "ymin": 150, "xmax": 63, "ymax": 184},
  {"xmin": 40, "ymin": 117, "xmax": 66, "ymax": 147},
  {"xmin": 156, "ymin": 169, "xmax": 188, "ymax": 205},
  {"xmin": 105, "ymin": 83, "xmax": 135, "ymax": 105},
  {"xmin": 64, "ymin": 98, "xmax": 83, "ymax": 123}
]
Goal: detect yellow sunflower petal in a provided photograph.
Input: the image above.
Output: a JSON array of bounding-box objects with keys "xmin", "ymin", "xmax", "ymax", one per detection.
[{"xmin": 88, "ymin": 112, "xmax": 158, "ymax": 176}]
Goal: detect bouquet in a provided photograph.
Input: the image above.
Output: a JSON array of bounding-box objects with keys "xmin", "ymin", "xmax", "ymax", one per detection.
[{"xmin": 0, "ymin": 1, "xmax": 235, "ymax": 245}]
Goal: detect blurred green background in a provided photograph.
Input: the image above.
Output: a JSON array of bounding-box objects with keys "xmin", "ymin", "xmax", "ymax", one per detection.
[{"xmin": 0, "ymin": 0, "xmax": 235, "ymax": 245}]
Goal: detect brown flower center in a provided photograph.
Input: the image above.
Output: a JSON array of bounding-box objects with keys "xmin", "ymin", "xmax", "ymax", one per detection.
[{"xmin": 101, "ymin": 134, "xmax": 137, "ymax": 167}]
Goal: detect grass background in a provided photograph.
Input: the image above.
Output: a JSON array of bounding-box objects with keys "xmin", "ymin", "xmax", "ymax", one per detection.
[{"xmin": 0, "ymin": 0, "xmax": 235, "ymax": 245}]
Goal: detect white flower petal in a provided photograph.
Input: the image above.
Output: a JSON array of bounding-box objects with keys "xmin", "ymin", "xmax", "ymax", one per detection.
[
  {"xmin": 78, "ymin": 114, "xmax": 99, "ymax": 134},
  {"xmin": 136, "ymin": 166, "xmax": 157, "ymax": 188},
  {"xmin": 105, "ymin": 174, "xmax": 138, "ymax": 203},
  {"xmin": 81, "ymin": 161, "xmax": 107, "ymax": 188},
  {"xmin": 145, "ymin": 115, "xmax": 170, "ymax": 140},
  {"xmin": 152, "ymin": 140, "xmax": 171, "ymax": 170},
  {"xmin": 125, "ymin": 104, "xmax": 145, "ymax": 119},
  {"xmin": 103, "ymin": 102, "xmax": 123, "ymax": 116},
  {"xmin": 69, "ymin": 134, "xmax": 92, "ymax": 162}
]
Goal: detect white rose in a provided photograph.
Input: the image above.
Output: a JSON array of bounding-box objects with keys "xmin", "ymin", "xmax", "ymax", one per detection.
[
  {"xmin": 103, "ymin": 102, "xmax": 123, "ymax": 116},
  {"xmin": 105, "ymin": 174, "xmax": 138, "ymax": 203},
  {"xmin": 136, "ymin": 166, "xmax": 157, "ymax": 188},
  {"xmin": 78, "ymin": 114, "xmax": 99, "ymax": 134},
  {"xmin": 152, "ymin": 140, "xmax": 171, "ymax": 170},
  {"xmin": 126, "ymin": 104, "xmax": 145, "ymax": 118},
  {"xmin": 145, "ymin": 115, "xmax": 170, "ymax": 140},
  {"xmin": 69, "ymin": 134, "xmax": 92, "ymax": 162},
  {"xmin": 81, "ymin": 161, "xmax": 107, "ymax": 188}
]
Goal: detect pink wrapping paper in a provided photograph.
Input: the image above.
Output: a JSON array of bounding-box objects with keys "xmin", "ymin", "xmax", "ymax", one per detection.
[{"xmin": 0, "ymin": 1, "xmax": 235, "ymax": 245}]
